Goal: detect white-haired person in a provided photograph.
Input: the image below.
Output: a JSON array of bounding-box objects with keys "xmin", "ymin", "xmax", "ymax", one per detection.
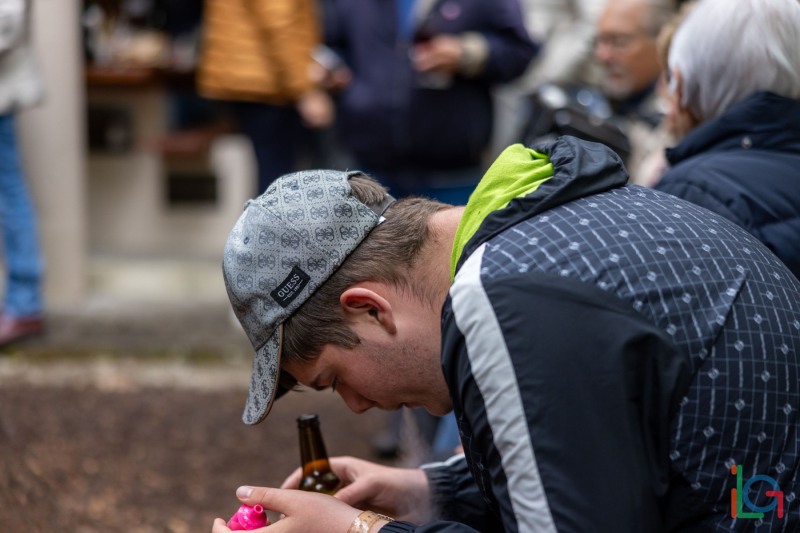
[{"xmin": 655, "ymin": 0, "xmax": 800, "ymax": 279}]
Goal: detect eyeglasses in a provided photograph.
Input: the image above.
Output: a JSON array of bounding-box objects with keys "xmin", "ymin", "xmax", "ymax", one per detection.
[{"xmin": 594, "ymin": 32, "xmax": 648, "ymax": 51}]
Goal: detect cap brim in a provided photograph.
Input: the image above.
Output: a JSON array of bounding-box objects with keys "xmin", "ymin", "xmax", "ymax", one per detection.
[{"xmin": 242, "ymin": 326, "xmax": 283, "ymax": 425}]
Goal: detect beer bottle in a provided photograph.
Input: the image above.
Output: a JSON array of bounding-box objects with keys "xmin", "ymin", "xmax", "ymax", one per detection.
[{"xmin": 297, "ymin": 414, "xmax": 341, "ymax": 494}]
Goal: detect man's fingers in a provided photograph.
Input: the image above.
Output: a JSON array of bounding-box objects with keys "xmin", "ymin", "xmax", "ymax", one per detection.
[
  {"xmin": 237, "ymin": 485, "xmax": 327, "ymax": 516},
  {"xmin": 211, "ymin": 517, "xmax": 230, "ymax": 532},
  {"xmin": 233, "ymin": 485, "xmax": 361, "ymax": 532},
  {"xmin": 237, "ymin": 486, "xmax": 287, "ymax": 512},
  {"xmin": 333, "ymin": 480, "xmax": 371, "ymax": 508},
  {"xmin": 329, "ymin": 456, "xmax": 364, "ymax": 483}
]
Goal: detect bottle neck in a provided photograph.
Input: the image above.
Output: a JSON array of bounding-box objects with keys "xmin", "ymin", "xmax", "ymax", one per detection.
[
  {"xmin": 299, "ymin": 425, "xmax": 331, "ymax": 469},
  {"xmin": 297, "ymin": 419, "xmax": 341, "ymax": 494}
]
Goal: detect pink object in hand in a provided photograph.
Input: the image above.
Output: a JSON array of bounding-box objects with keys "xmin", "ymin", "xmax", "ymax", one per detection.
[{"xmin": 227, "ymin": 504, "xmax": 269, "ymax": 530}]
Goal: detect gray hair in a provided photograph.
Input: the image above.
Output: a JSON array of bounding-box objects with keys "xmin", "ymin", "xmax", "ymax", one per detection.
[{"xmin": 668, "ymin": 0, "xmax": 800, "ymax": 123}]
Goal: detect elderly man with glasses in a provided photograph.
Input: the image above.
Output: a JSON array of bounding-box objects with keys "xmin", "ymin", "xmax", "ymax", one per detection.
[{"xmin": 594, "ymin": 0, "xmax": 676, "ymax": 186}]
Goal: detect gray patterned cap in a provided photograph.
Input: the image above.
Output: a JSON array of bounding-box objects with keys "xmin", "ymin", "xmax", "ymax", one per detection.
[{"xmin": 223, "ymin": 170, "xmax": 394, "ymax": 425}]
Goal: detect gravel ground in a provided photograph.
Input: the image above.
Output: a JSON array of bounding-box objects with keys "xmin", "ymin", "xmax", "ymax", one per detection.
[{"xmin": 0, "ymin": 304, "xmax": 395, "ymax": 532}]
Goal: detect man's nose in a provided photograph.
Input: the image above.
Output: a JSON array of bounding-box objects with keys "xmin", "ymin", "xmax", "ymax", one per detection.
[
  {"xmin": 595, "ymin": 41, "xmax": 614, "ymax": 64},
  {"xmin": 337, "ymin": 384, "xmax": 374, "ymax": 414}
]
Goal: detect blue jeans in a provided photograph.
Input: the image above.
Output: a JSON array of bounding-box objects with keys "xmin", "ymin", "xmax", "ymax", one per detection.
[{"xmin": 0, "ymin": 113, "xmax": 43, "ymax": 317}]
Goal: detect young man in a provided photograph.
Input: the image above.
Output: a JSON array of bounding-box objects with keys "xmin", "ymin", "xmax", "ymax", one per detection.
[{"xmin": 214, "ymin": 135, "xmax": 800, "ymax": 532}]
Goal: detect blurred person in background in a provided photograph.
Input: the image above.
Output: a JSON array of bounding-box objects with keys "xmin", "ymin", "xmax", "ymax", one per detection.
[
  {"xmin": 491, "ymin": 0, "xmax": 608, "ymax": 157},
  {"xmin": 655, "ymin": 0, "xmax": 800, "ymax": 279},
  {"xmin": 198, "ymin": 0, "xmax": 335, "ymax": 195},
  {"xmin": 320, "ymin": 0, "xmax": 537, "ymax": 463},
  {"xmin": 320, "ymin": 0, "xmax": 537, "ymax": 204},
  {"xmin": 593, "ymin": 0, "xmax": 675, "ymax": 186},
  {"xmin": 0, "ymin": 0, "xmax": 45, "ymax": 347}
]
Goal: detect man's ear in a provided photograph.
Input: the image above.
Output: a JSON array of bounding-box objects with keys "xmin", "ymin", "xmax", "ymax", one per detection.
[
  {"xmin": 340, "ymin": 287, "xmax": 397, "ymax": 334},
  {"xmin": 667, "ymin": 67, "xmax": 698, "ymax": 137},
  {"xmin": 671, "ymin": 68, "xmax": 684, "ymax": 106}
]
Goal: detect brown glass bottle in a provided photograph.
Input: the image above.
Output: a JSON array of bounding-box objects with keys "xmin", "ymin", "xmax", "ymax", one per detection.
[{"xmin": 297, "ymin": 414, "xmax": 341, "ymax": 494}]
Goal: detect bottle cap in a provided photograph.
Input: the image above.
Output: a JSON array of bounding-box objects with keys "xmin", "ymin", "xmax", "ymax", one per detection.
[{"xmin": 297, "ymin": 413, "xmax": 320, "ymax": 428}]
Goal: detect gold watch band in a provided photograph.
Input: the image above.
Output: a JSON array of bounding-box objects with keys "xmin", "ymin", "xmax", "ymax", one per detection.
[{"xmin": 346, "ymin": 510, "xmax": 395, "ymax": 533}]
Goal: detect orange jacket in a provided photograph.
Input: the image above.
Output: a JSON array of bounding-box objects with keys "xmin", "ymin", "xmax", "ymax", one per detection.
[{"xmin": 198, "ymin": 0, "xmax": 320, "ymax": 104}]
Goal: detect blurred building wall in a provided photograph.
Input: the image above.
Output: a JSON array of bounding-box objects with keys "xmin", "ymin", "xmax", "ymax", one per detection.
[
  {"xmin": 11, "ymin": 2, "xmax": 254, "ymax": 311},
  {"xmin": 18, "ymin": 0, "xmax": 88, "ymax": 310}
]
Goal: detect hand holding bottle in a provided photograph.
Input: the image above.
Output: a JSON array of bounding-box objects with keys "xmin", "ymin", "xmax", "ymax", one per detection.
[{"xmin": 282, "ymin": 455, "xmax": 434, "ymax": 523}]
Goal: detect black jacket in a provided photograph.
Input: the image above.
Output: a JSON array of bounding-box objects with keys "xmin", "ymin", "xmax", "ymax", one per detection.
[{"xmin": 385, "ymin": 136, "xmax": 800, "ymax": 532}]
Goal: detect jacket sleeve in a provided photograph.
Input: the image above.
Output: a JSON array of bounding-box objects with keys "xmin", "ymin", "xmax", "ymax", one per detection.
[
  {"xmin": 442, "ymin": 249, "xmax": 692, "ymax": 532},
  {"xmin": 0, "ymin": 0, "xmax": 27, "ymax": 55},
  {"xmin": 376, "ymin": 456, "xmax": 499, "ymax": 533},
  {"xmin": 380, "ymin": 521, "xmax": 479, "ymax": 533},
  {"xmin": 424, "ymin": 455, "xmax": 502, "ymax": 530},
  {"xmin": 478, "ymin": 0, "xmax": 539, "ymax": 83}
]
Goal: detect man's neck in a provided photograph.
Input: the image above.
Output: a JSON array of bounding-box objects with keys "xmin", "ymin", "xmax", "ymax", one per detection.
[
  {"xmin": 415, "ymin": 207, "xmax": 466, "ymax": 299},
  {"xmin": 611, "ymin": 80, "xmax": 658, "ymax": 117}
]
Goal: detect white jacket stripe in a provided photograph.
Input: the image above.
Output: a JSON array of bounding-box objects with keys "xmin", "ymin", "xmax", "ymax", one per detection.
[{"xmin": 450, "ymin": 243, "xmax": 557, "ymax": 532}]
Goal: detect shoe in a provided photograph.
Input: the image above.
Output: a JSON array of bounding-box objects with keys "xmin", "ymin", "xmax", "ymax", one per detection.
[{"xmin": 0, "ymin": 314, "xmax": 44, "ymax": 347}]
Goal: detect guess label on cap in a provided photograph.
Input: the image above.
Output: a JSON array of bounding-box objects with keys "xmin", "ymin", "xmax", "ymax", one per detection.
[{"xmin": 271, "ymin": 266, "xmax": 311, "ymax": 308}]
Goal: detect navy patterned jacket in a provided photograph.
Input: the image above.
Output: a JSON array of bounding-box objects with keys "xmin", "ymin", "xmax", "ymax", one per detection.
[{"xmin": 383, "ymin": 136, "xmax": 800, "ymax": 533}]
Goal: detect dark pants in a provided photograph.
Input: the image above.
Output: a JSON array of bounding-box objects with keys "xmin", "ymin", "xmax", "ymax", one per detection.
[
  {"xmin": 231, "ymin": 102, "xmax": 303, "ymax": 195},
  {"xmin": 231, "ymin": 102, "xmax": 353, "ymax": 196}
]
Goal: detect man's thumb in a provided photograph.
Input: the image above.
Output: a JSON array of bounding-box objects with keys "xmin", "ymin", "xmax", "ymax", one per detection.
[
  {"xmin": 333, "ymin": 482, "xmax": 370, "ymax": 507},
  {"xmin": 236, "ymin": 486, "xmax": 287, "ymax": 513}
]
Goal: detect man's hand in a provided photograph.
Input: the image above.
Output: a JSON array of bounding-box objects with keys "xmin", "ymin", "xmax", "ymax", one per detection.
[
  {"xmin": 282, "ymin": 456, "xmax": 434, "ymax": 522},
  {"xmin": 308, "ymin": 61, "xmax": 352, "ymax": 93},
  {"xmin": 211, "ymin": 486, "xmax": 359, "ymax": 532},
  {"xmin": 412, "ymin": 35, "xmax": 463, "ymax": 74},
  {"xmin": 296, "ymin": 89, "xmax": 334, "ymax": 129}
]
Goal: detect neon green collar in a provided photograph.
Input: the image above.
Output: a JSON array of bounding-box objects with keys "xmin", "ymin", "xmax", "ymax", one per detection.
[{"xmin": 450, "ymin": 144, "xmax": 553, "ymax": 281}]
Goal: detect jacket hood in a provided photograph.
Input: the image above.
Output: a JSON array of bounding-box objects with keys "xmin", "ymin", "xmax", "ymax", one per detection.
[{"xmin": 453, "ymin": 135, "xmax": 628, "ymax": 277}]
